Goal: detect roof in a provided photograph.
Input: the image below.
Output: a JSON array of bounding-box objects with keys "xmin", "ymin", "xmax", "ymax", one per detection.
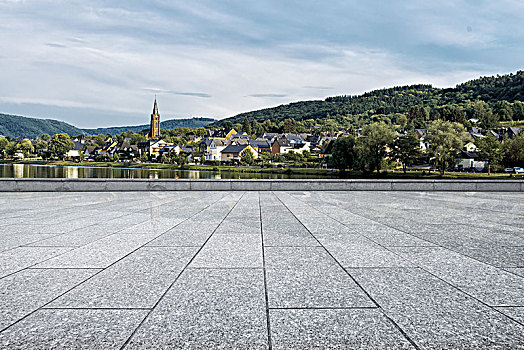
[
  {"xmin": 275, "ymin": 138, "xmax": 291, "ymax": 147},
  {"xmin": 249, "ymin": 139, "xmax": 270, "ymax": 148},
  {"xmin": 221, "ymin": 144, "xmax": 249, "ymax": 154}
]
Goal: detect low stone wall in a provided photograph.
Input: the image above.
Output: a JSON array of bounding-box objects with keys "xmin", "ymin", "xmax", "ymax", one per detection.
[{"xmin": 0, "ymin": 178, "xmax": 523, "ymax": 192}]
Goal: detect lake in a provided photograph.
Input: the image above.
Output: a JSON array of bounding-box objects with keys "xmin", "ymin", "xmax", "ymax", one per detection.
[{"xmin": 0, "ymin": 163, "xmax": 332, "ymax": 179}]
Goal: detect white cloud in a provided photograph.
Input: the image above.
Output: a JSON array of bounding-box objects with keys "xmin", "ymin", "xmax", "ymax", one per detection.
[{"xmin": 0, "ymin": 1, "xmax": 523, "ymax": 127}]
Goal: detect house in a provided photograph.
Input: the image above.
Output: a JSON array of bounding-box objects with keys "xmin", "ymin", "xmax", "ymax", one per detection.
[
  {"xmin": 115, "ymin": 141, "xmax": 138, "ymax": 159},
  {"xmin": 249, "ymin": 139, "xmax": 271, "ymax": 154},
  {"xmin": 508, "ymin": 127, "xmax": 521, "ymax": 139},
  {"xmin": 455, "ymin": 151, "xmax": 487, "ymax": 171},
  {"xmin": 84, "ymin": 146, "xmax": 97, "ymax": 158},
  {"xmin": 221, "ymin": 144, "xmax": 258, "ymax": 162},
  {"xmin": 414, "ymin": 129, "xmax": 430, "ymax": 150},
  {"xmin": 464, "ymin": 141, "xmax": 478, "ymax": 153},
  {"xmin": 271, "ymin": 137, "xmax": 293, "ymax": 155},
  {"xmin": 201, "ymin": 138, "xmax": 229, "ymax": 161},
  {"xmin": 66, "ymin": 141, "xmax": 85, "ymax": 159},
  {"xmin": 230, "ymin": 132, "xmax": 249, "ymax": 141},
  {"xmin": 137, "ymin": 139, "xmax": 173, "ymax": 158},
  {"xmin": 210, "ymin": 129, "xmax": 237, "ymax": 140}
]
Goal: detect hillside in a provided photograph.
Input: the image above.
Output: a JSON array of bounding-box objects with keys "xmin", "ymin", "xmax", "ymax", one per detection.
[
  {"xmin": 211, "ymin": 71, "xmax": 524, "ymax": 127},
  {"xmin": 0, "ymin": 114, "xmax": 83, "ymax": 139},
  {"xmin": 83, "ymin": 117, "xmax": 216, "ymax": 135},
  {"xmin": 0, "ymin": 114, "xmax": 216, "ymax": 138}
]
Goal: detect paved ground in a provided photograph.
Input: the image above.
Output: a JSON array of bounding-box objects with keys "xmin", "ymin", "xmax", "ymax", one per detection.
[{"xmin": 0, "ymin": 191, "xmax": 523, "ymax": 349}]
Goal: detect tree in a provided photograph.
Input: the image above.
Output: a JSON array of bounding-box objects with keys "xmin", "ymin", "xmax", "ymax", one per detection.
[
  {"xmin": 397, "ymin": 114, "xmax": 408, "ymax": 130},
  {"xmin": 470, "ymin": 101, "xmax": 498, "ymax": 129},
  {"xmin": 502, "ymin": 133, "xmax": 524, "ymax": 168},
  {"xmin": 512, "ymin": 101, "xmax": 524, "ymax": 121},
  {"xmin": 41, "ymin": 134, "xmax": 51, "ymax": 142},
  {"xmin": 0, "ymin": 138, "xmax": 9, "ymax": 158},
  {"xmin": 407, "ymin": 106, "xmax": 428, "ymax": 128},
  {"xmin": 17, "ymin": 139, "xmax": 34, "ymax": 156},
  {"xmin": 330, "ymin": 136, "xmax": 356, "ymax": 172},
  {"xmin": 242, "ymin": 116, "xmax": 252, "ymax": 135},
  {"xmin": 282, "ymin": 119, "xmax": 298, "ymax": 133},
  {"xmin": 493, "ymin": 101, "xmax": 513, "ymax": 121},
  {"xmin": 426, "ymin": 120, "xmax": 466, "ymax": 175},
  {"xmin": 240, "ymin": 148, "xmax": 255, "ymax": 165},
  {"xmin": 48, "ymin": 134, "xmax": 74, "ymax": 160},
  {"xmin": 391, "ymin": 133, "xmax": 422, "ymax": 173},
  {"xmin": 476, "ymin": 134, "xmax": 502, "ymax": 175},
  {"xmin": 355, "ymin": 122, "xmax": 395, "ymax": 173}
]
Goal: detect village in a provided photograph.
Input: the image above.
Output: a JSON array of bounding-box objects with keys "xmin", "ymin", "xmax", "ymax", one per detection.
[{"xmin": 1, "ymin": 99, "xmax": 523, "ymax": 175}]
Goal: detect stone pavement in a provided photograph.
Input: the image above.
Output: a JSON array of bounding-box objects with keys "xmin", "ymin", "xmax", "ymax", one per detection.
[{"xmin": 0, "ymin": 191, "xmax": 523, "ymax": 349}]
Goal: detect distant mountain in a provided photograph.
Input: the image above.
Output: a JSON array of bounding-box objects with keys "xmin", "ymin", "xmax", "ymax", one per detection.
[
  {"xmin": 0, "ymin": 114, "xmax": 216, "ymax": 138},
  {"xmin": 211, "ymin": 71, "xmax": 524, "ymax": 127},
  {"xmin": 83, "ymin": 117, "xmax": 216, "ymax": 135},
  {"xmin": 0, "ymin": 114, "xmax": 83, "ymax": 139}
]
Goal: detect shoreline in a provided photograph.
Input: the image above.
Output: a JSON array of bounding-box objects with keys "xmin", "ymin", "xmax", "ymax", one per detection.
[{"xmin": 0, "ymin": 160, "xmax": 522, "ymax": 180}]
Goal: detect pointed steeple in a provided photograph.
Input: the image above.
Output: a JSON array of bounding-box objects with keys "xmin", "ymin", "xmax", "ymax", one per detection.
[{"xmin": 152, "ymin": 96, "xmax": 159, "ymax": 116}]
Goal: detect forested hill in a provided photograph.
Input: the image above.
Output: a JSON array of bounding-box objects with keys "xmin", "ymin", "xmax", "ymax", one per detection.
[
  {"xmin": 0, "ymin": 114, "xmax": 83, "ymax": 139},
  {"xmin": 0, "ymin": 114, "xmax": 216, "ymax": 138},
  {"xmin": 83, "ymin": 117, "xmax": 216, "ymax": 135},
  {"xmin": 211, "ymin": 71, "xmax": 524, "ymax": 126}
]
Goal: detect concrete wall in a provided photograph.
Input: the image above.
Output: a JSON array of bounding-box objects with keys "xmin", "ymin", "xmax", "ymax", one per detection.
[{"xmin": 0, "ymin": 178, "xmax": 523, "ymax": 192}]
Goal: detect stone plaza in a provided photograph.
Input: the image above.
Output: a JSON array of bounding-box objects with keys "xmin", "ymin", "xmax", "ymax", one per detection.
[{"xmin": 0, "ymin": 190, "xmax": 523, "ymax": 349}]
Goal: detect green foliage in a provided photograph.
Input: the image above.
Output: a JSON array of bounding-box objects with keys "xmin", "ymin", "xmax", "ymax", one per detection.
[
  {"xmin": 211, "ymin": 71, "xmax": 524, "ymax": 130},
  {"xmin": 391, "ymin": 133, "xmax": 422, "ymax": 173},
  {"xmin": 476, "ymin": 134, "xmax": 502, "ymax": 173},
  {"xmin": 502, "ymin": 134, "xmax": 524, "ymax": 167},
  {"xmin": 355, "ymin": 122, "xmax": 395, "ymax": 173},
  {"xmin": 330, "ymin": 136, "xmax": 356, "ymax": 171},
  {"xmin": 48, "ymin": 133, "xmax": 74, "ymax": 160},
  {"xmin": 242, "ymin": 116, "xmax": 252, "ymax": 134},
  {"xmin": 426, "ymin": 120, "xmax": 466, "ymax": 175},
  {"xmin": 240, "ymin": 148, "xmax": 255, "ymax": 165},
  {"xmin": 0, "ymin": 114, "xmax": 83, "ymax": 138},
  {"xmin": 0, "ymin": 138, "xmax": 9, "ymax": 157},
  {"xmin": 18, "ymin": 138, "xmax": 34, "ymax": 156}
]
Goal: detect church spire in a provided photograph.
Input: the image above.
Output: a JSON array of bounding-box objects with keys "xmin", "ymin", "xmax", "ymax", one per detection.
[{"xmin": 152, "ymin": 96, "xmax": 159, "ymax": 116}]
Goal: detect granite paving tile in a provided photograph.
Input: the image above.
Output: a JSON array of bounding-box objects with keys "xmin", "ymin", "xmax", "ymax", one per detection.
[
  {"xmin": 147, "ymin": 220, "xmax": 222, "ymax": 247},
  {"xmin": 392, "ymin": 247, "xmax": 524, "ymax": 306},
  {"xmin": 265, "ymin": 247, "xmax": 374, "ymax": 308},
  {"xmin": 351, "ymin": 267, "xmax": 524, "ymax": 349},
  {"xmin": 48, "ymin": 247, "xmax": 197, "ymax": 308},
  {"xmin": 35, "ymin": 234, "xmax": 157, "ymax": 269},
  {"xmin": 0, "ymin": 247, "xmax": 72, "ymax": 278},
  {"xmin": 0, "ymin": 309, "xmax": 148, "ymax": 350},
  {"xmin": 190, "ymin": 234, "xmax": 263, "ymax": 268},
  {"xmin": 125, "ymin": 268, "xmax": 268, "ymax": 349},
  {"xmin": 318, "ymin": 235, "xmax": 413, "ymax": 268},
  {"xmin": 0, "ymin": 234, "xmax": 59, "ymax": 252},
  {"xmin": 270, "ymin": 309, "xmax": 414, "ymax": 349},
  {"xmin": 495, "ymin": 307, "xmax": 524, "ymax": 324},
  {"xmin": 0, "ymin": 268, "xmax": 98, "ymax": 330}
]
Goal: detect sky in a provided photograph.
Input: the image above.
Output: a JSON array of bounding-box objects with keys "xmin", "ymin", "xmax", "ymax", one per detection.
[{"xmin": 0, "ymin": 0, "xmax": 523, "ymax": 128}]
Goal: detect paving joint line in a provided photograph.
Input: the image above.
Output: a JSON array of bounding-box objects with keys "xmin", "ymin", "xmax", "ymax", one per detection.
[
  {"xmin": 0, "ymin": 192, "xmax": 232, "ymax": 334},
  {"xmin": 259, "ymin": 192, "xmax": 273, "ymax": 350},
  {"xmin": 293, "ymin": 191, "xmax": 524, "ymax": 329},
  {"xmin": 119, "ymin": 191, "xmax": 247, "ymax": 350},
  {"xmin": 275, "ymin": 191, "xmax": 421, "ymax": 350}
]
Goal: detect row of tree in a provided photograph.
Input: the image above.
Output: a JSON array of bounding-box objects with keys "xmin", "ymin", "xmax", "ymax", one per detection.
[
  {"xmin": 0, "ymin": 134, "xmax": 74, "ymax": 159},
  {"xmin": 329, "ymin": 121, "xmax": 524, "ymax": 175}
]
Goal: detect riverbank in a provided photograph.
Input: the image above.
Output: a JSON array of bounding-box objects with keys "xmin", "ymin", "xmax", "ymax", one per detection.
[{"xmin": 1, "ymin": 160, "xmax": 522, "ymax": 179}]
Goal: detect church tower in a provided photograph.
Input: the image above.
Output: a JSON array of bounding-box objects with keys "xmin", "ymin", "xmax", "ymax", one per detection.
[{"xmin": 150, "ymin": 97, "xmax": 161, "ymax": 139}]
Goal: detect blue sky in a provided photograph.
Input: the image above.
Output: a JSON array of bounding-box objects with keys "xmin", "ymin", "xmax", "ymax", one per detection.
[{"xmin": 0, "ymin": 0, "xmax": 523, "ymax": 128}]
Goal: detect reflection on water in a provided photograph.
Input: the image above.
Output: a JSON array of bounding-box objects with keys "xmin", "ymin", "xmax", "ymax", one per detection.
[{"xmin": 0, "ymin": 163, "xmax": 330, "ymax": 179}]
